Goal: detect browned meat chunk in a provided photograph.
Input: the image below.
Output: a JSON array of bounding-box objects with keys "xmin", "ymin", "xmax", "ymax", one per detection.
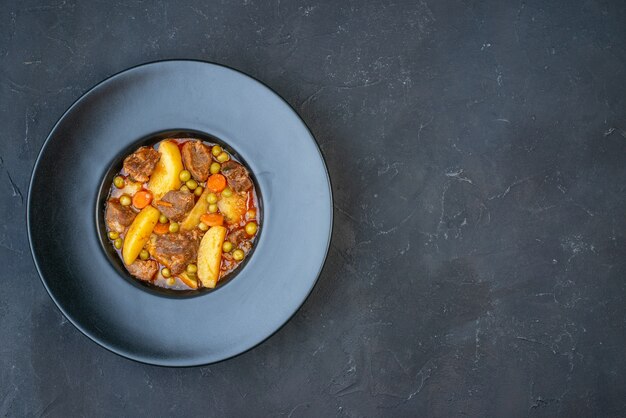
[
  {"xmin": 123, "ymin": 146, "xmax": 160, "ymax": 183},
  {"xmin": 227, "ymin": 229, "xmax": 247, "ymax": 245},
  {"xmin": 227, "ymin": 229, "xmax": 252, "ymax": 252},
  {"xmin": 181, "ymin": 141, "xmax": 211, "ymax": 182},
  {"xmin": 147, "ymin": 230, "xmax": 202, "ymax": 274},
  {"xmin": 154, "ymin": 190, "xmax": 194, "ymax": 221},
  {"xmin": 126, "ymin": 260, "xmax": 158, "ymax": 281},
  {"xmin": 105, "ymin": 200, "xmax": 136, "ymax": 233},
  {"xmin": 220, "ymin": 161, "xmax": 253, "ymax": 192}
]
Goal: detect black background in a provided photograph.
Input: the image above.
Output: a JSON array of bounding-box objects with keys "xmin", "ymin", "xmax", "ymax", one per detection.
[{"xmin": 2, "ymin": 0, "xmax": 626, "ymax": 416}]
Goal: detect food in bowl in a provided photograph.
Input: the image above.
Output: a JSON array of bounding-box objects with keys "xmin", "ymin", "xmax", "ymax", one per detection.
[{"xmin": 104, "ymin": 138, "xmax": 260, "ymax": 290}]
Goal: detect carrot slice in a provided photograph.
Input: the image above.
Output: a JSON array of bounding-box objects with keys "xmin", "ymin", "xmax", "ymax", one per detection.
[
  {"xmin": 153, "ymin": 223, "xmax": 170, "ymax": 234},
  {"xmin": 132, "ymin": 190, "xmax": 153, "ymax": 209},
  {"xmin": 200, "ymin": 213, "xmax": 224, "ymax": 226},
  {"xmin": 155, "ymin": 200, "xmax": 173, "ymax": 207},
  {"xmin": 206, "ymin": 174, "xmax": 227, "ymax": 192}
]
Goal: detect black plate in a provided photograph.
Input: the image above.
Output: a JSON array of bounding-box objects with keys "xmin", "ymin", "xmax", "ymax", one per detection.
[{"xmin": 27, "ymin": 60, "xmax": 333, "ymax": 366}]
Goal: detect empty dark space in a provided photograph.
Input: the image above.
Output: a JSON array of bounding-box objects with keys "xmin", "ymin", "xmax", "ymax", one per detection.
[{"xmin": 1, "ymin": 0, "xmax": 625, "ymax": 416}]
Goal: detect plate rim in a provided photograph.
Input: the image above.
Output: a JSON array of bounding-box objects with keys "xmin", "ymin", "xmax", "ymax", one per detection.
[{"xmin": 26, "ymin": 59, "xmax": 334, "ymax": 367}]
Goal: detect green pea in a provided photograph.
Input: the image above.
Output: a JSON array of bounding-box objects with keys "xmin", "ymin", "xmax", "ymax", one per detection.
[
  {"xmin": 211, "ymin": 145, "xmax": 222, "ymax": 157},
  {"xmin": 210, "ymin": 162, "xmax": 221, "ymax": 174},
  {"xmin": 245, "ymin": 222, "xmax": 258, "ymax": 236},
  {"xmin": 166, "ymin": 277, "xmax": 176, "ymax": 286},
  {"xmin": 222, "ymin": 241, "xmax": 233, "ymax": 253},
  {"xmin": 139, "ymin": 249, "xmax": 150, "ymax": 260},
  {"xmin": 114, "ymin": 238, "xmax": 123, "ymax": 249},
  {"xmin": 113, "ymin": 176, "xmax": 125, "ymax": 188},
  {"xmin": 206, "ymin": 192, "xmax": 218, "ymax": 204},
  {"xmin": 179, "ymin": 170, "xmax": 191, "ymax": 182},
  {"xmin": 232, "ymin": 249, "xmax": 244, "ymax": 261},
  {"xmin": 194, "ymin": 186, "xmax": 204, "ymax": 197},
  {"xmin": 119, "ymin": 194, "xmax": 131, "ymax": 206},
  {"xmin": 180, "ymin": 185, "xmax": 190, "ymax": 192},
  {"xmin": 161, "ymin": 268, "xmax": 171, "ymax": 278},
  {"xmin": 169, "ymin": 222, "xmax": 180, "ymax": 233},
  {"xmin": 159, "ymin": 214, "xmax": 168, "ymax": 224},
  {"xmin": 208, "ymin": 204, "xmax": 218, "ymax": 213},
  {"xmin": 186, "ymin": 264, "xmax": 198, "ymax": 274},
  {"xmin": 198, "ymin": 222, "xmax": 209, "ymax": 232},
  {"xmin": 108, "ymin": 231, "xmax": 120, "ymax": 240},
  {"xmin": 221, "ymin": 187, "xmax": 233, "ymax": 197},
  {"xmin": 216, "ymin": 152, "xmax": 230, "ymax": 163},
  {"xmin": 186, "ymin": 179, "xmax": 198, "ymax": 190}
]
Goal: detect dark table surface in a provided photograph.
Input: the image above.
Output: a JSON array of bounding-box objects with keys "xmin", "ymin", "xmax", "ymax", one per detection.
[{"xmin": 2, "ymin": 0, "xmax": 625, "ymax": 416}]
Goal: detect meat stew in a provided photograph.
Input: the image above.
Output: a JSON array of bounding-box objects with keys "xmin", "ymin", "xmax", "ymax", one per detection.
[{"xmin": 105, "ymin": 138, "xmax": 260, "ymax": 290}]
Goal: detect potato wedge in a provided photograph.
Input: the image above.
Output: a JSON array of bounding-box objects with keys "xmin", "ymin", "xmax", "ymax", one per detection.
[
  {"xmin": 179, "ymin": 272, "xmax": 199, "ymax": 289},
  {"xmin": 110, "ymin": 180, "xmax": 142, "ymax": 199},
  {"xmin": 147, "ymin": 140, "xmax": 183, "ymax": 200},
  {"xmin": 197, "ymin": 226, "xmax": 227, "ymax": 288},
  {"xmin": 122, "ymin": 206, "xmax": 160, "ymax": 265},
  {"xmin": 180, "ymin": 186, "xmax": 211, "ymax": 230},
  {"xmin": 217, "ymin": 192, "xmax": 247, "ymax": 224}
]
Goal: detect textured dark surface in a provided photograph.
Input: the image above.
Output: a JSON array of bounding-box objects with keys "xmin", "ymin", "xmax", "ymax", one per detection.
[{"xmin": 2, "ymin": 0, "xmax": 626, "ymax": 416}]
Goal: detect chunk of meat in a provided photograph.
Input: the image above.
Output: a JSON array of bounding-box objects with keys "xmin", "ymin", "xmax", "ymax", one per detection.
[
  {"xmin": 227, "ymin": 229, "xmax": 253, "ymax": 253},
  {"xmin": 123, "ymin": 146, "xmax": 160, "ymax": 183},
  {"xmin": 154, "ymin": 190, "xmax": 194, "ymax": 221},
  {"xmin": 105, "ymin": 200, "xmax": 136, "ymax": 233},
  {"xmin": 126, "ymin": 260, "xmax": 158, "ymax": 281},
  {"xmin": 220, "ymin": 161, "xmax": 253, "ymax": 192},
  {"xmin": 181, "ymin": 141, "xmax": 211, "ymax": 182},
  {"xmin": 147, "ymin": 230, "xmax": 202, "ymax": 274},
  {"xmin": 227, "ymin": 229, "xmax": 247, "ymax": 246}
]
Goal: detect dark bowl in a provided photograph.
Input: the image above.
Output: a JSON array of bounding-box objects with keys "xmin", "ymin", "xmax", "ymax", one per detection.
[
  {"xmin": 95, "ymin": 129, "xmax": 262, "ymax": 298},
  {"xmin": 27, "ymin": 60, "xmax": 333, "ymax": 366}
]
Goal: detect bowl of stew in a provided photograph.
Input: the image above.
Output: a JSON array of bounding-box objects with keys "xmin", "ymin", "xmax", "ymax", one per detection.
[
  {"xmin": 28, "ymin": 60, "xmax": 333, "ymax": 366},
  {"xmin": 104, "ymin": 136, "xmax": 261, "ymax": 292}
]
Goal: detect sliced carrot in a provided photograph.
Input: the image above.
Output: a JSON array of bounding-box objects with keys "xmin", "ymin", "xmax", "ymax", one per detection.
[
  {"xmin": 153, "ymin": 223, "xmax": 170, "ymax": 234},
  {"xmin": 132, "ymin": 190, "xmax": 153, "ymax": 209},
  {"xmin": 155, "ymin": 200, "xmax": 173, "ymax": 207},
  {"xmin": 200, "ymin": 213, "xmax": 224, "ymax": 226},
  {"xmin": 206, "ymin": 174, "xmax": 227, "ymax": 192}
]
